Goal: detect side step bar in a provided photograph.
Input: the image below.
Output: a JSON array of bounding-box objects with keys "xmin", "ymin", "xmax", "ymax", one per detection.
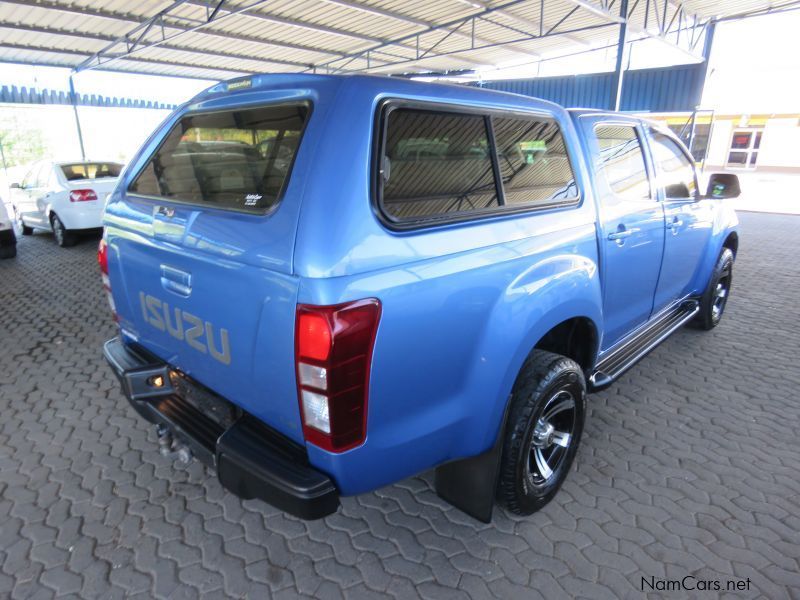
[{"xmin": 589, "ymin": 300, "xmax": 699, "ymax": 391}]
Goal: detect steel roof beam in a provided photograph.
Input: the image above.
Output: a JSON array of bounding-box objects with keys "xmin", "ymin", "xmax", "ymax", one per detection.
[
  {"xmin": 564, "ymin": 0, "xmax": 706, "ymax": 61},
  {"xmin": 0, "ymin": 41, "xmax": 252, "ymax": 78},
  {"xmin": 0, "ymin": 23, "xmax": 329, "ymax": 70},
  {"xmin": 174, "ymin": 0, "xmax": 480, "ymax": 70},
  {"xmin": 318, "ymin": 0, "xmax": 540, "ymax": 60},
  {"xmin": 456, "ymin": 0, "xmax": 591, "ymax": 46},
  {"xmin": 0, "ymin": 0, "xmax": 354, "ymax": 61}
]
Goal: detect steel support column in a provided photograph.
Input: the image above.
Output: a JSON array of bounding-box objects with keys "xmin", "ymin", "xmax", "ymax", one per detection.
[
  {"xmin": 68, "ymin": 75, "xmax": 87, "ymax": 162},
  {"xmin": 689, "ymin": 20, "xmax": 716, "ymax": 158},
  {"xmin": 609, "ymin": 0, "xmax": 629, "ymax": 111}
]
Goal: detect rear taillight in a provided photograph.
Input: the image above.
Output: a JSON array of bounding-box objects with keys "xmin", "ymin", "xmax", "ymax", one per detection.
[
  {"xmin": 98, "ymin": 238, "xmax": 117, "ymax": 321},
  {"xmin": 295, "ymin": 299, "xmax": 381, "ymax": 453},
  {"xmin": 70, "ymin": 189, "xmax": 98, "ymax": 202}
]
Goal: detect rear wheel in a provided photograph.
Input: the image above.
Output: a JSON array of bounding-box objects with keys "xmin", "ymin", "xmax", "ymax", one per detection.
[
  {"xmin": 51, "ymin": 213, "xmax": 77, "ymax": 247},
  {"xmin": 694, "ymin": 248, "xmax": 734, "ymax": 330},
  {"xmin": 497, "ymin": 350, "xmax": 586, "ymax": 515}
]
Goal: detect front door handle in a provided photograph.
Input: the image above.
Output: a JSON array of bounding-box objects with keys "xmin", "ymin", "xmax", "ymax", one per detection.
[
  {"xmin": 607, "ymin": 226, "xmax": 639, "ymax": 241},
  {"xmin": 670, "ymin": 217, "xmax": 684, "ymax": 234}
]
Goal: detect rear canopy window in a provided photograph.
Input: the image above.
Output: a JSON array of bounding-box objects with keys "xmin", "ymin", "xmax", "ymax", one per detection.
[
  {"xmin": 130, "ymin": 104, "xmax": 307, "ymax": 213},
  {"xmin": 379, "ymin": 106, "xmax": 578, "ymax": 225},
  {"xmin": 382, "ymin": 109, "xmax": 498, "ymax": 221},
  {"xmin": 61, "ymin": 162, "xmax": 122, "ymax": 181}
]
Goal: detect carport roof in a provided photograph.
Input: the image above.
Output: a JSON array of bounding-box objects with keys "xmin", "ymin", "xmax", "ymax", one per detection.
[{"xmin": 0, "ymin": 0, "xmax": 794, "ymax": 81}]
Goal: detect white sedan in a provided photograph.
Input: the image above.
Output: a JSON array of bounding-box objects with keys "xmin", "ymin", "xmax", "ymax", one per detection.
[{"xmin": 11, "ymin": 160, "xmax": 123, "ymax": 247}]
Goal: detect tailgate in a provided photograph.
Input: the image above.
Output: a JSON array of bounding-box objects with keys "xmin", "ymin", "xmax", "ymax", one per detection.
[{"xmin": 104, "ymin": 101, "xmax": 310, "ymax": 443}]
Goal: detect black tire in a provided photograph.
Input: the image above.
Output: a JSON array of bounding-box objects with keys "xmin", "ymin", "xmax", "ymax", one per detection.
[
  {"xmin": 0, "ymin": 244, "xmax": 15, "ymax": 259},
  {"xmin": 694, "ymin": 248, "xmax": 734, "ymax": 330},
  {"xmin": 51, "ymin": 213, "xmax": 77, "ymax": 247},
  {"xmin": 497, "ymin": 350, "xmax": 586, "ymax": 515}
]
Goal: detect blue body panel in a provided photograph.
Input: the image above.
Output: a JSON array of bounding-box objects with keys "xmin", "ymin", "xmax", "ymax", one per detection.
[{"xmin": 104, "ymin": 76, "xmax": 737, "ymax": 496}]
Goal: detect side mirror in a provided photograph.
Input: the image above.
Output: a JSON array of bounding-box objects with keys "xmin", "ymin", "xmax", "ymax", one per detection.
[
  {"xmin": 705, "ymin": 173, "xmax": 740, "ymax": 199},
  {"xmin": 9, "ymin": 182, "xmax": 21, "ymax": 189}
]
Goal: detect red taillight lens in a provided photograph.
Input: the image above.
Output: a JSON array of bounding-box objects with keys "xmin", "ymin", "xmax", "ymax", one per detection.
[
  {"xmin": 98, "ymin": 238, "xmax": 116, "ymax": 321},
  {"xmin": 97, "ymin": 238, "xmax": 108, "ymax": 275},
  {"xmin": 70, "ymin": 189, "xmax": 98, "ymax": 202},
  {"xmin": 295, "ymin": 299, "xmax": 381, "ymax": 453}
]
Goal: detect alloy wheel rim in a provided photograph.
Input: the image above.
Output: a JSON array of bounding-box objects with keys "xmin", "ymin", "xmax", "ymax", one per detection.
[
  {"xmin": 53, "ymin": 218, "xmax": 63, "ymax": 244},
  {"xmin": 526, "ymin": 389, "xmax": 576, "ymax": 487},
  {"xmin": 712, "ymin": 275, "xmax": 729, "ymax": 321}
]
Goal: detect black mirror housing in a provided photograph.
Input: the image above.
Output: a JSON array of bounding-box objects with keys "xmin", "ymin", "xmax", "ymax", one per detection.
[
  {"xmin": 9, "ymin": 182, "xmax": 21, "ymax": 189},
  {"xmin": 706, "ymin": 173, "xmax": 741, "ymax": 199}
]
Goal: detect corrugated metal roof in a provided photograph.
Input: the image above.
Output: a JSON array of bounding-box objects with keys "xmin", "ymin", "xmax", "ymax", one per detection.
[{"xmin": 0, "ymin": 0, "xmax": 789, "ymax": 81}]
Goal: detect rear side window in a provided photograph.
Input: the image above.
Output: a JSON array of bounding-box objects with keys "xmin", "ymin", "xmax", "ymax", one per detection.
[
  {"xmin": 61, "ymin": 162, "xmax": 122, "ymax": 181},
  {"xmin": 492, "ymin": 116, "xmax": 578, "ymax": 207},
  {"xmin": 381, "ymin": 109, "xmax": 498, "ymax": 221},
  {"xmin": 593, "ymin": 125, "xmax": 652, "ymax": 202},
  {"xmin": 378, "ymin": 106, "xmax": 578, "ymax": 226},
  {"xmin": 130, "ymin": 104, "xmax": 308, "ymax": 213}
]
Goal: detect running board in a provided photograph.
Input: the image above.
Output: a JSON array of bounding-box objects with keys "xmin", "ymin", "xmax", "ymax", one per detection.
[{"xmin": 589, "ymin": 301, "xmax": 699, "ymax": 392}]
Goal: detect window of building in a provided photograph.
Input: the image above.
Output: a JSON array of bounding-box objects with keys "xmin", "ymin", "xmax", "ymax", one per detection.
[{"xmin": 726, "ymin": 128, "xmax": 762, "ymax": 169}]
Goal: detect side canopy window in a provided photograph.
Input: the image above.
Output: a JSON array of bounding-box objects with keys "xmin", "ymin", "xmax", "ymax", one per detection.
[
  {"xmin": 492, "ymin": 116, "xmax": 578, "ymax": 207},
  {"xmin": 593, "ymin": 125, "xmax": 651, "ymax": 202},
  {"xmin": 379, "ymin": 107, "xmax": 578, "ymax": 224},
  {"xmin": 130, "ymin": 104, "xmax": 308, "ymax": 213},
  {"xmin": 649, "ymin": 131, "xmax": 697, "ymax": 200},
  {"xmin": 381, "ymin": 109, "xmax": 498, "ymax": 221}
]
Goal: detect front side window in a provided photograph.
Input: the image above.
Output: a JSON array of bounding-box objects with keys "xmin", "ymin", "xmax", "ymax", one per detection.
[
  {"xmin": 381, "ymin": 109, "xmax": 498, "ymax": 221},
  {"xmin": 593, "ymin": 125, "xmax": 651, "ymax": 202},
  {"xmin": 130, "ymin": 104, "xmax": 308, "ymax": 213},
  {"xmin": 649, "ymin": 131, "xmax": 697, "ymax": 200},
  {"xmin": 492, "ymin": 116, "xmax": 578, "ymax": 207}
]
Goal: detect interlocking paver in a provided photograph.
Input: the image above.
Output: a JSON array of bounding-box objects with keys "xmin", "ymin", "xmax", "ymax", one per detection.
[{"xmin": 1, "ymin": 213, "xmax": 799, "ymax": 598}]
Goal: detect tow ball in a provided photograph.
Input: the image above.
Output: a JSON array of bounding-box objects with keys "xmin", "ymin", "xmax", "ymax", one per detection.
[{"xmin": 156, "ymin": 424, "xmax": 193, "ymax": 463}]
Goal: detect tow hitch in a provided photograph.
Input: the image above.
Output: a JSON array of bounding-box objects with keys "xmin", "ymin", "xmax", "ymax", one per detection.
[{"xmin": 156, "ymin": 424, "xmax": 193, "ymax": 463}]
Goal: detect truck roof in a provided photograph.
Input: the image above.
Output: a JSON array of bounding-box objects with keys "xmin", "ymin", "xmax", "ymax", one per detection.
[{"xmin": 191, "ymin": 72, "xmax": 567, "ymax": 115}]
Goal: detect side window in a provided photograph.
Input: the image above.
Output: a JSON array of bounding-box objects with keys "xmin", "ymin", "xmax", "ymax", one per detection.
[
  {"xmin": 593, "ymin": 125, "xmax": 651, "ymax": 202},
  {"xmin": 649, "ymin": 131, "xmax": 697, "ymax": 200},
  {"xmin": 381, "ymin": 109, "xmax": 498, "ymax": 221},
  {"xmin": 491, "ymin": 116, "xmax": 578, "ymax": 207},
  {"xmin": 21, "ymin": 167, "xmax": 36, "ymax": 189},
  {"xmin": 35, "ymin": 166, "xmax": 52, "ymax": 189}
]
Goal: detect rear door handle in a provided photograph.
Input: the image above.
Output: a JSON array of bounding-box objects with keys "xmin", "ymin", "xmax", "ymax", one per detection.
[{"xmin": 670, "ymin": 218, "xmax": 684, "ymax": 233}]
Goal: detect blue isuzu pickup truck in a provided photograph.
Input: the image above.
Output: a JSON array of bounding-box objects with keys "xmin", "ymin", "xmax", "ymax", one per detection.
[{"xmin": 101, "ymin": 74, "xmax": 740, "ymax": 522}]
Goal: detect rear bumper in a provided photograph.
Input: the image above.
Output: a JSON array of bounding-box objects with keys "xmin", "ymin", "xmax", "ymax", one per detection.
[
  {"xmin": 103, "ymin": 336, "xmax": 339, "ymax": 520},
  {"xmin": 57, "ymin": 205, "xmax": 104, "ymax": 230}
]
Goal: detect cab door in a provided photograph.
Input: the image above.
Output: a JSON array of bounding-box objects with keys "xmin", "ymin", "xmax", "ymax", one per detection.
[
  {"xmin": 14, "ymin": 163, "xmax": 46, "ymax": 226},
  {"xmin": 646, "ymin": 129, "xmax": 715, "ymax": 311},
  {"xmin": 578, "ymin": 117, "xmax": 665, "ymax": 350}
]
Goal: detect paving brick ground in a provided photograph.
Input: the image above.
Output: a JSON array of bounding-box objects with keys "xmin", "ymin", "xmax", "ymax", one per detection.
[{"xmin": 1, "ymin": 212, "xmax": 798, "ymax": 599}]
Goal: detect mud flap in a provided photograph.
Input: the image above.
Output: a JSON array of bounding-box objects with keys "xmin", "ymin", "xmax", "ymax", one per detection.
[{"xmin": 434, "ymin": 404, "xmax": 509, "ymax": 523}]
